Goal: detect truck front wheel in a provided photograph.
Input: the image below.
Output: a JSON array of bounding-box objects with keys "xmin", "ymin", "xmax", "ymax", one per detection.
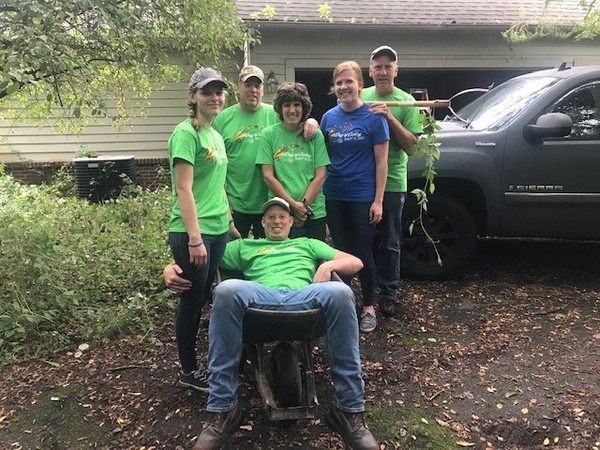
[{"xmin": 401, "ymin": 194, "xmax": 477, "ymax": 280}]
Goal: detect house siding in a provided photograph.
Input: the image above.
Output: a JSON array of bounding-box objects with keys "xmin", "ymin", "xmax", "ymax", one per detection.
[{"xmin": 0, "ymin": 82, "xmax": 188, "ymax": 163}]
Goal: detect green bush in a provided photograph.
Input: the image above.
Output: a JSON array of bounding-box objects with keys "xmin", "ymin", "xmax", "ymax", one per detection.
[{"xmin": 0, "ymin": 165, "xmax": 174, "ymax": 364}]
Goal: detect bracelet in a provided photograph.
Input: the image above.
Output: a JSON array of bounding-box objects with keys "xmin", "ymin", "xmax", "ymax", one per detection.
[{"xmin": 188, "ymin": 240, "xmax": 204, "ymax": 248}]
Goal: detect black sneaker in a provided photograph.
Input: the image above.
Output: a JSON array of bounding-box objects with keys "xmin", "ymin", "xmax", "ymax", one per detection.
[
  {"xmin": 379, "ymin": 297, "xmax": 397, "ymax": 318},
  {"xmin": 178, "ymin": 366, "xmax": 209, "ymax": 392}
]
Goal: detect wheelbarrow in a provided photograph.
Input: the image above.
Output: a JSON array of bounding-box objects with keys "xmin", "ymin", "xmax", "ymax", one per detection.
[{"xmin": 242, "ymin": 307, "xmax": 326, "ymax": 421}]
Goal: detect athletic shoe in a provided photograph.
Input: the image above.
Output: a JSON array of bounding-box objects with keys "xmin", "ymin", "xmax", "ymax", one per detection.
[
  {"xmin": 178, "ymin": 366, "xmax": 209, "ymax": 392},
  {"xmin": 359, "ymin": 312, "xmax": 377, "ymax": 333},
  {"xmin": 379, "ymin": 297, "xmax": 397, "ymax": 318}
]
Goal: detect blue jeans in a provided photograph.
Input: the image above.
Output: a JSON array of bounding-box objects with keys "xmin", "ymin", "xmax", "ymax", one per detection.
[
  {"xmin": 232, "ymin": 210, "xmax": 265, "ymax": 239},
  {"xmin": 207, "ymin": 279, "xmax": 365, "ymax": 413},
  {"xmin": 376, "ymin": 192, "xmax": 406, "ymax": 299},
  {"xmin": 169, "ymin": 231, "xmax": 228, "ymax": 373}
]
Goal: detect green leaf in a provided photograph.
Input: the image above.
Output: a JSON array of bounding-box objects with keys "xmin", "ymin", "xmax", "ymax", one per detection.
[
  {"xmin": 6, "ymin": 82, "xmax": 20, "ymax": 95},
  {"xmin": 43, "ymin": 360, "xmax": 61, "ymax": 368}
]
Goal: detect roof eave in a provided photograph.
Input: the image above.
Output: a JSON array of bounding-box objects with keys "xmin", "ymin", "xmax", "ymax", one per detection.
[{"xmin": 243, "ymin": 20, "xmax": 511, "ymax": 32}]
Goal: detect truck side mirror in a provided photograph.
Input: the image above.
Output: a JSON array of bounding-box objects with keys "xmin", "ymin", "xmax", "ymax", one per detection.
[{"xmin": 523, "ymin": 112, "xmax": 572, "ymax": 144}]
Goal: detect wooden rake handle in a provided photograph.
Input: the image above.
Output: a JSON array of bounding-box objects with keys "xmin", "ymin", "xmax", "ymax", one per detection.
[{"xmin": 381, "ymin": 100, "xmax": 450, "ymax": 108}]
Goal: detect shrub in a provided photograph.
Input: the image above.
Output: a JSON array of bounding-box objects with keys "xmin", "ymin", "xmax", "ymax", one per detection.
[{"xmin": 0, "ymin": 165, "xmax": 174, "ymax": 364}]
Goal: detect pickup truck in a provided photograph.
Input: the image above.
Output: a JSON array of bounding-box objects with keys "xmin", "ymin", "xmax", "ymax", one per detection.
[{"xmin": 401, "ymin": 65, "xmax": 600, "ymax": 279}]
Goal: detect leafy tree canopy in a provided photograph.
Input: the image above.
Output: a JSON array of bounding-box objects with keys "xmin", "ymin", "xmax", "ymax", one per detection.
[
  {"xmin": 0, "ymin": 0, "xmax": 254, "ymax": 129},
  {"xmin": 504, "ymin": 0, "xmax": 600, "ymax": 43}
]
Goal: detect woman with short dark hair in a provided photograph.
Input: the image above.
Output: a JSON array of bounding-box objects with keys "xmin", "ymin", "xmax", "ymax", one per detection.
[{"xmin": 256, "ymin": 82, "xmax": 330, "ymax": 240}]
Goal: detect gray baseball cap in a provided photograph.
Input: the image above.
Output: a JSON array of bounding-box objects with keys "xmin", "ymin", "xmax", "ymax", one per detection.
[
  {"xmin": 261, "ymin": 197, "xmax": 291, "ymax": 213},
  {"xmin": 370, "ymin": 45, "xmax": 398, "ymax": 62},
  {"xmin": 188, "ymin": 67, "xmax": 228, "ymax": 90}
]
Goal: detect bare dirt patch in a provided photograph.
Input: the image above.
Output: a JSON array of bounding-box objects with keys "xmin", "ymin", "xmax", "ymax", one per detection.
[{"xmin": 1, "ymin": 239, "xmax": 599, "ymax": 449}]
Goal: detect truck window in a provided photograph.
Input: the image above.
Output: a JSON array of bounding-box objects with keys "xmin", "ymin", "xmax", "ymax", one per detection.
[{"xmin": 552, "ymin": 82, "xmax": 600, "ymax": 140}]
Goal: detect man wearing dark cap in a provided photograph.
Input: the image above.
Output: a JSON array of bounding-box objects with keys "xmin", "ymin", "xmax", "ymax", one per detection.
[
  {"xmin": 362, "ymin": 45, "xmax": 423, "ymax": 319},
  {"xmin": 166, "ymin": 197, "xmax": 379, "ymax": 450},
  {"xmin": 212, "ymin": 65, "xmax": 277, "ymax": 239}
]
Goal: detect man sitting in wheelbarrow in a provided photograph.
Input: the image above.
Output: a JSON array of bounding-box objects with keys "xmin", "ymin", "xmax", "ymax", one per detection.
[{"xmin": 164, "ymin": 196, "xmax": 379, "ymax": 450}]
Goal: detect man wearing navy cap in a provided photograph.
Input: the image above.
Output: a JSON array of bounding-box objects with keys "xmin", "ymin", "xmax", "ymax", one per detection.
[
  {"xmin": 166, "ymin": 197, "xmax": 379, "ymax": 450},
  {"xmin": 362, "ymin": 45, "xmax": 423, "ymax": 321}
]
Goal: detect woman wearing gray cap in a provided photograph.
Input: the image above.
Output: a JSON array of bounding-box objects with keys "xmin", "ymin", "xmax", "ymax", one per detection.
[{"xmin": 167, "ymin": 67, "xmax": 237, "ymax": 391}]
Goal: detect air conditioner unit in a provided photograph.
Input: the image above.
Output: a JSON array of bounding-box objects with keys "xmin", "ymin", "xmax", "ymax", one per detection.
[{"xmin": 73, "ymin": 155, "xmax": 137, "ymax": 203}]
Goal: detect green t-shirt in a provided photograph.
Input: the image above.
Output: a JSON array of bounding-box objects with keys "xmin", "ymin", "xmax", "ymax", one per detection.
[
  {"xmin": 213, "ymin": 104, "xmax": 280, "ymax": 214},
  {"xmin": 221, "ymin": 237, "xmax": 337, "ymax": 289},
  {"xmin": 168, "ymin": 119, "xmax": 229, "ymax": 235},
  {"xmin": 361, "ymin": 86, "xmax": 423, "ymax": 192},
  {"xmin": 256, "ymin": 124, "xmax": 330, "ymax": 219}
]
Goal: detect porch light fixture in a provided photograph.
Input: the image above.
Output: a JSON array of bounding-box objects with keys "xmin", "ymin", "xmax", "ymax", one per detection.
[{"xmin": 265, "ymin": 70, "xmax": 279, "ymax": 93}]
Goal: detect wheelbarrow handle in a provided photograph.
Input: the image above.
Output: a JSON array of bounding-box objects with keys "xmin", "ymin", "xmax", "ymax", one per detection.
[{"xmin": 331, "ymin": 271, "xmax": 343, "ymax": 282}]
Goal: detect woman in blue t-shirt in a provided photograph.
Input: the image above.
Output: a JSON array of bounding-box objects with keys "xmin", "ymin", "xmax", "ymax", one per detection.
[{"xmin": 320, "ymin": 61, "xmax": 390, "ymax": 333}]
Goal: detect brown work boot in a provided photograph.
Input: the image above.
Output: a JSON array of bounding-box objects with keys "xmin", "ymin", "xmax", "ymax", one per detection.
[
  {"xmin": 325, "ymin": 406, "xmax": 379, "ymax": 450},
  {"xmin": 192, "ymin": 404, "xmax": 242, "ymax": 450}
]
